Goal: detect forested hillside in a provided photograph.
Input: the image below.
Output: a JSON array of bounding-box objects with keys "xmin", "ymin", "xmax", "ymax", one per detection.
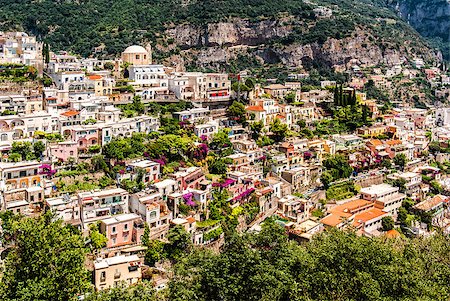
[{"xmin": 0, "ymin": 0, "xmax": 441, "ymax": 66}]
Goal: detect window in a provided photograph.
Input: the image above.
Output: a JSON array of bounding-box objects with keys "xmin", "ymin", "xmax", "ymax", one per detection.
[
  {"xmin": 136, "ymin": 55, "xmax": 140, "ymax": 60},
  {"xmin": 112, "ymin": 226, "xmax": 116, "ymax": 233},
  {"xmin": 124, "ymin": 223, "xmax": 128, "ymax": 231},
  {"xmin": 100, "ymin": 271, "xmax": 106, "ymax": 281}
]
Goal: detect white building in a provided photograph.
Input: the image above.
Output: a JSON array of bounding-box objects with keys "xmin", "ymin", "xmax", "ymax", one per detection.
[
  {"xmin": 78, "ymin": 188, "xmax": 129, "ymax": 229},
  {"xmin": 360, "ymin": 183, "xmax": 405, "ymax": 217}
]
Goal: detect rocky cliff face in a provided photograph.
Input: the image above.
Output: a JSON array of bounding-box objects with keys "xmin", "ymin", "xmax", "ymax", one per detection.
[
  {"xmin": 166, "ymin": 18, "xmax": 293, "ymax": 49},
  {"xmin": 388, "ymin": 0, "xmax": 450, "ymax": 59},
  {"xmin": 162, "ymin": 19, "xmax": 439, "ymax": 71},
  {"xmin": 390, "ymin": 0, "xmax": 450, "ymax": 41}
]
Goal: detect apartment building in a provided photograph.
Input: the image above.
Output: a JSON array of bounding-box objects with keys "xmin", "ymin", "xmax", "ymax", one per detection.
[
  {"xmin": 170, "ymin": 167, "xmax": 205, "ymax": 190},
  {"xmin": 127, "ymin": 160, "xmax": 160, "ymax": 184},
  {"xmin": 129, "ymin": 190, "xmax": 172, "ymax": 240},
  {"xmin": 360, "ymin": 183, "xmax": 405, "ymax": 217},
  {"xmin": 78, "ymin": 188, "xmax": 129, "ymax": 228},
  {"xmin": 0, "ymin": 161, "xmax": 44, "ymax": 213},
  {"xmin": 0, "ymin": 31, "xmax": 41, "ymax": 66},
  {"xmin": 281, "ymin": 166, "xmax": 311, "ymax": 193},
  {"xmin": 45, "ymin": 194, "xmax": 81, "ymax": 227},
  {"xmin": 93, "ymin": 255, "xmax": 142, "ymax": 290},
  {"xmin": 99, "ymin": 213, "xmax": 143, "ymax": 248}
]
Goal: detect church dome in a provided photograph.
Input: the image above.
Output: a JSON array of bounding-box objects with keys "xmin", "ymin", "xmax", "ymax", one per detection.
[{"xmin": 123, "ymin": 45, "xmax": 148, "ymax": 54}]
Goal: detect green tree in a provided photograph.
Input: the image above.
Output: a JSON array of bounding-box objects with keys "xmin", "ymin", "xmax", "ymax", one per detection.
[
  {"xmin": 430, "ymin": 180, "xmax": 443, "ymax": 194},
  {"xmin": 88, "ymin": 222, "xmax": 108, "ymax": 251},
  {"xmin": 269, "ymin": 118, "xmax": 288, "ymax": 142},
  {"xmin": 42, "ymin": 43, "xmax": 50, "ymax": 65},
  {"xmin": 145, "ymin": 239, "xmax": 165, "ymax": 266},
  {"xmin": 0, "ymin": 213, "xmax": 91, "ymax": 300},
  {"xmin": 10, "ymin": 141, "xmax": 33, "ymax": 160},
  {"xmin": 381, "ymin": 216, "xmax": 394, "ymax": 231},
  {"xmin": 284, "ymin": 92, "xmax": 296, "ymax": 103},
  {"xmin": 103, "ymin": 61, "xmax": 115, "ymax": 70},
  {"xmin": 226, "ymin": 101, "xmax": 247, "ymax": 124},
  {"xmin": 381, "ymin": 158, "xmax": 392, "ymax": 169},
  {"xmin": 85, "ymin": 283, "xmax": 157, "ymax": 301},
  {"xmin": 8, "ymin": 152, "xmax": 22, "ymax": 162},
  {"xmin": 249, "ymin": 121, "xmax": 264, "ymax": 140},
  {"xmin": 208, "ymin": 156, "xmax": 231, "ymax": 175},
  {"xmin": 398, "ymin": 207, "xmax": 409, "ymax": 226},
  {"xmin": 393, "ymin": 153, "xmax": 408, "ymax": 171},
  {"xmin": 296, "ymin": 119, "xmax": 306, "ymax": 129},
  {"xmin": 102, "ymin": 138, "xmax": 131, "ymax": 161},
  {"xmin": 132, "ymin": 95, "xmax": 145, "ymax": 114},
  {"xmin": 166, "ymin": 225, "xmax": 191, "ymax": 260},
  {"xmin": 169, "ymin": 229, "xmax": 450, "ymax": 301},
  {"xmin": 142, "ymin": 223, "xmax": 150, "ymax": 246},
  {"xmin": 320, "ymin": 171, "xmax": 334, "ymax": 189},
  {"xmin": 209, "ymin": 129, "xmax": 233, "ymax": 157},
  {"xmin": 33, "ymin": 140, "xmax": 46, "ymax": 159},
  {"xmin": 392, "ymin": 178, "xmax": 407, "ymax": 193},
  {"xmin": 322, "ymin": 154, "xmax": 353, "ymax": 181}
]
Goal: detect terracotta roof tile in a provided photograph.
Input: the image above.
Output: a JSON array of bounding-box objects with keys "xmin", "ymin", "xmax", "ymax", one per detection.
[
  {"xmin": 246, "ymin": 105, "xmax": 265, "ymax": 112},
  {"xmin": 61, "ymin": 110, "xmax": 80, "ymax": 117},
  {"xmin": 88, "ymin": 75, "xmax": 102, "ymax": 80}
]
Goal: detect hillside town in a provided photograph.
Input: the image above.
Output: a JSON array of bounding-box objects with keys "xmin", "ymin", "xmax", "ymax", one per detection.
[{"xmin": 0, "ymin": 31, "xmax": 449, "ymax": 294}]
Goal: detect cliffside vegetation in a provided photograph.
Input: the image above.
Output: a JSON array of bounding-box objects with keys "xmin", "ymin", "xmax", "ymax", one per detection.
[{"xmin": 0, "ymin": 0, "xmax": 438, "ymax": 62}]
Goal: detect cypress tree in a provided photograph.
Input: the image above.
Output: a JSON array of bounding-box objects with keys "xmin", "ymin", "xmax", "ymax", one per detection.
[{"xmin": 334, "ymin": 85, "xmax": 339, "ymax": 105}]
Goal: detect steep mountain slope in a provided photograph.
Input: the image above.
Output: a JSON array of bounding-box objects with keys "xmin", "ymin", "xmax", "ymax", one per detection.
[
  {"xmin": 386, "ymin": 0, "xmax": 450, "ymax": 60},
  {"xmin": 0, "ymin": 0, "xmax": 442, "ymax": 70}
]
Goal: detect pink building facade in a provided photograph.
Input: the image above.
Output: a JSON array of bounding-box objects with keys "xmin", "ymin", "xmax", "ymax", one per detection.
[{"xmin": 99, "ymin": 213, "xmax": 143, "ymax": 248}]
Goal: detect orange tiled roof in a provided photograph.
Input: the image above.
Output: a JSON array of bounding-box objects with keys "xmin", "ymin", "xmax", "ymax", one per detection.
[
  {"xmin": 352, "ymin": 208, "xmax": 387, "ymax": 228},
  {"xmin": 414, "ymin": 195, "xmax": 447, "ymax": 211},
  {"xmin": 329, "ymin": 199, "xmax": 373, "ymax": 216},
  {"xmin": 246, "ymin": 105, "xmax": 265, "ymax": 112},
  {"xmin": 386, "ymin": 140, "xmax": 402, "ymax": 146},
  {"xmin": 61, "ymin": 110, "xmax": 80, "ymax": 117},
  {"xmin": 88, "ymin": 75, "xmax": 102, "ymax": 80},
  {"xmin": 321, "ymin": 214, "xmax": 346, "ymax": 227},
  {"xmin": 321, "ymin": 199, "xmax": 374, "ymax": 227},
  {"xmin": 369, "ymin": 139, "xmax": 383, "ymax": 146},
  {"xmin": 186, "ymin": 217, "xmax": 196, "ymax": 224},
  {"xmin": 276, "ymin": 114, "xmax": 286, "ymax": 119}
]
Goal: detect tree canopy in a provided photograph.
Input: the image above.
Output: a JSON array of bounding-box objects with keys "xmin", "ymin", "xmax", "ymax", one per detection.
[
  {"xmin": 169, "ymin": 225, "xmax": 450, "ymax": 301},
  {"xmin": 0, "ymin": 212, "xmax": 91, "ymax": 301}
]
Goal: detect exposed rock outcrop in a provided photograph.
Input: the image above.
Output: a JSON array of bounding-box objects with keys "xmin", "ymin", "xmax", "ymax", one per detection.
[{"xmin": 163, "ymin": 20, "xmax": 439, "ymax": 71}]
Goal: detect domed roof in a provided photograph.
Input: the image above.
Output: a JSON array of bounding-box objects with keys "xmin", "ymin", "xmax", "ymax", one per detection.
[{"xmin": 123, "ymin": 45, "xmax": 148, "ymax": 54}]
